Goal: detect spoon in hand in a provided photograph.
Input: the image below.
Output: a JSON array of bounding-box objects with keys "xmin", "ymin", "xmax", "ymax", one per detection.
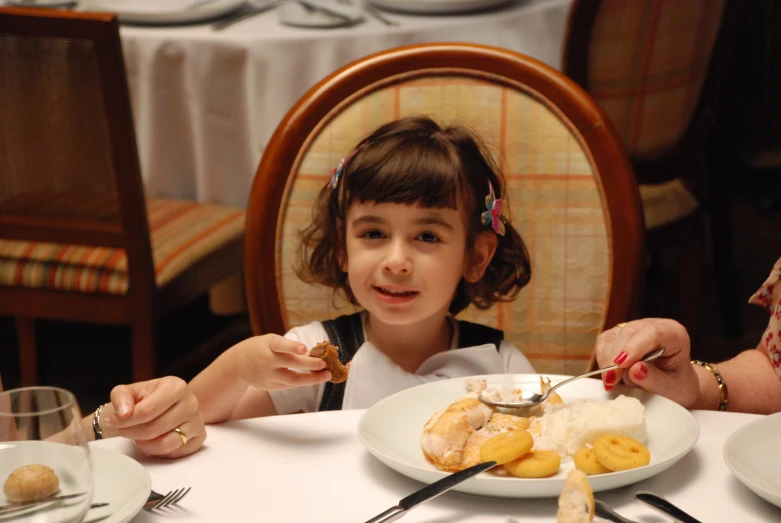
[{"xmin": 478, "ymin": 347, "xmax": 665, "ymax": 409}]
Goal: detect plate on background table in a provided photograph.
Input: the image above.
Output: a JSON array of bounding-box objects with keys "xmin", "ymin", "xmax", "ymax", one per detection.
[
  {"xmin": 723, "ymin": 412, "xmax": 781, "ymax": 509},
  {"xmin": 79, "ymin": 0, "xmax": 247, "ymax": 24},
  {"xmin": 5, "ymin": 0, "xmax": 77, "ymax": 7},
  {"xmin": 357, "ymin": 374, "xmax": 699, "ymax": 499},
  {"xmin": 370, "ymin": 0, "xmax": 515, "ymax": 15},
  {"xmin": 278, "ymin": 0, "xmax": 364, "ymax": 28}
]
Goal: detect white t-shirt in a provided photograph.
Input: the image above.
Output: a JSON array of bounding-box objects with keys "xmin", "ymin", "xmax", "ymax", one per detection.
[{"xmin": 268, "ymin": 313, "xmax": 535, "ymax": 414}]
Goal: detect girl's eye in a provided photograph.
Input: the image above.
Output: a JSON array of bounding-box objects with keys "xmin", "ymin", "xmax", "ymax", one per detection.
[
  {"xmin": 361, "ymin": 230, "xmax": 385, "ymax": 240},
  {"xmin": 417, "ymin": 232, "xmax": 441, "ymax": 243}
]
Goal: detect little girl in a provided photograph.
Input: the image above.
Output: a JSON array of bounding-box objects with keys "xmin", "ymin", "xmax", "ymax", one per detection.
[{"xmin": 190, "ymin": 116, "xmax": 535, "ymax": 422}]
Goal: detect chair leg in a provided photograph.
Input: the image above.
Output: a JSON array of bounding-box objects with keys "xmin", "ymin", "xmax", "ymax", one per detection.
[
  {"xmin": 131, "ymin": 317, "xmax": 157, "ymax": 382},
  {"xmin": 16, "ymin": 317, "xmax": 39, "ymax": 386}
]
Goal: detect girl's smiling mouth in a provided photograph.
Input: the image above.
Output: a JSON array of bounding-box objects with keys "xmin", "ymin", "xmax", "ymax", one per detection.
[{"xmin": 373, "ymin": 285, "xmax": 419, "ymax": 303}]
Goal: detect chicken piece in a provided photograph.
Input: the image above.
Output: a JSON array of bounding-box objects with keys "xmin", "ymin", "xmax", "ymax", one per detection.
[{"xmin": 310, "ymin": 341, "xmax": 349, "ymax": 383}]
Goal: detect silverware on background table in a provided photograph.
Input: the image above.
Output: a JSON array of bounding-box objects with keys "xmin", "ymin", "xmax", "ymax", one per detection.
[
  {"xmin": 594, "ymin": 499, "xmax": 639, "ymax": 523},
  {"xmin": 364, "ymin": 461, "xmax": 496, "ymax": 523},
  {"xmin": 635, "ymin": 491, "xmax": 703, "ymax": 523},
  {"xmin": 211, "ymin": 1, "xmax": 280, "ymax": 30}
]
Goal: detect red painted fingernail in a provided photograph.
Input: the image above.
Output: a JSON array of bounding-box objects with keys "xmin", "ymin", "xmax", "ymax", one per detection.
[
  {"xmin": 633, "ymin": 363, "xmax": 648, "ymax": 381},
  {"xmin": 613, "ymin": 351, "xmax": 628, "ymax": 364},
  {"xmin": 604, "ymin": 369, "xmax": 616, "ymax": 384},
  {"xmin": 604, "ymin": 381, "xmax": 614, "ymax": 391}
]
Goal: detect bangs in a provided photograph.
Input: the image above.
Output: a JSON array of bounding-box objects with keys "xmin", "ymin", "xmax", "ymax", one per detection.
[{"xmin": 342, "ymin": 137, "xmax": 463, "ymax": 209}]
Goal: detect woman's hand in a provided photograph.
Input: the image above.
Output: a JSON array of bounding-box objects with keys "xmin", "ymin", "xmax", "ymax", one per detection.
[
  {"xmin": 233, "ymin": 334, "xmax": 331, "ymax": 391},
  {"xmin": 594, "ymin": 319, "xmax": 700, "ymax": 408},
  {"xmin": 99, "ymin": 377, "xmax": 205, "ymax": 458}
]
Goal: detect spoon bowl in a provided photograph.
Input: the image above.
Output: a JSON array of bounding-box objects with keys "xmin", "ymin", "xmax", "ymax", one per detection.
[{"xmin": 478, "ymin": 347, "xmax": 665, "ymax": 409}]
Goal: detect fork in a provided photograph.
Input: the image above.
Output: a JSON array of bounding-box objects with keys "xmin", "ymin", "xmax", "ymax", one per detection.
[{"xmin": 143, "ymin": 488, "xmax": 191, "ymax": 510}]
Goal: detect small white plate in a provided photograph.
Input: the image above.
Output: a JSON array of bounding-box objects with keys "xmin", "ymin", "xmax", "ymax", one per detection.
[
  {"xmin": 724, "ymin": 412, "xmax": 781, "ymax": 509},
  {"xmin": 278, "ymin": 1, "xmax": 363, "ymax": 28},
  {"xmin": 357, "ymin": 374, "xmax": 700, "ymax": 499},
  {"xmin": 90, "ymin": 446, "xmax": 151, "ymax": 523},
  {"xmin": 0, "ymin": 442, "xmax": 148, "ymax": 523},
  {"xmin": 370, "ymin": 0, "xmax": 514, "ymax": 15},
  {"xmin": 79, "ymin": 0, "xmax": 247, "ymax": 24}
]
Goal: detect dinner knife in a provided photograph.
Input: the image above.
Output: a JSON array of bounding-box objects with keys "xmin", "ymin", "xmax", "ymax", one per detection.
[
  {"xmin": 635, "ymin": 491, "xmax": 703, "ymax": 523},
  {"xmin": 364, "ymin": 461, "xmax": 497, "ymax": 523}
]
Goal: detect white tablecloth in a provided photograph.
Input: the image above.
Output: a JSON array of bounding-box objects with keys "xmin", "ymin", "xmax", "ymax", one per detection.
[
  {"xmin": 112, "ymin": 0, "xmax": 574, "ymax": 207},
  {"xmin": 94, "ymin": 409, "xmax": 781, "ymax": 522}
]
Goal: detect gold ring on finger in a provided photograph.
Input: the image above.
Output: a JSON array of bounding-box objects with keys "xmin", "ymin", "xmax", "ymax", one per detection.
[
  {"xmin": 615, "ymin": 322, "xmax": 627, "ymax": 329},
  {"xmin": 173, "ymin": 427, "xmax": 188, "ymax": 446}
]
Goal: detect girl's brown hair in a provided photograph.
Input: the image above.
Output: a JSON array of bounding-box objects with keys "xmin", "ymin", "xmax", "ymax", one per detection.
[{"xmin": 296, "ymin": 115, "xmax": 531, "ymax": 315}]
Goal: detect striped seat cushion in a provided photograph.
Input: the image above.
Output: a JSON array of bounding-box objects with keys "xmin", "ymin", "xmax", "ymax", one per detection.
[{"xmin": 0, "ymin": 198, "xmax": 245, "ymax": 294}]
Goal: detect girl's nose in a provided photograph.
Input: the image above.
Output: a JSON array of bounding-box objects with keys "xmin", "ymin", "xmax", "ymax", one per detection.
[{"xmin": 382, "ymin": 240, "xmax": 412, "ymax": 275}]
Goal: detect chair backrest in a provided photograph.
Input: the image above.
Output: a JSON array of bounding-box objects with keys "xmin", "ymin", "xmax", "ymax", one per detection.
[
  {"xmin": 0, "ymin": 8, "xmax": 155, "ymax": 295},
  {"xmin": 246, "ymin": 43, "xmax": 645, "ymax": 374},
  {"xmin": 563, "ymin": 0, "xmax": 726, "ymax": 162}
]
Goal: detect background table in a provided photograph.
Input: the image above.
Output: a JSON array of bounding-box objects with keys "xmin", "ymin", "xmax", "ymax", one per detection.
[
  {"xmin": 111, "ymin": 0, "xmax": 574, "ymax": 207},
  {"xmin": 95, "ymin": 409, "xmax": 781, "ymax": 522}
]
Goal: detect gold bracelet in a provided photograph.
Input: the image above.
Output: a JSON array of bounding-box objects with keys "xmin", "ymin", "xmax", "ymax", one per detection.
[{"xmin": 691, "ymin": 360, "xmax": 729, "ymax": 411}]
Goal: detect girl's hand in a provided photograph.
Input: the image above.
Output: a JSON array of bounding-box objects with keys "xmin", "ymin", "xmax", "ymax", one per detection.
[
  {"xmin": 100, "ymin": 377, "xmax": 205, "ymax": 459},
  {"xmin": 593, "ymin": 318, "xmax": 700, "ymax": 408},
  {"xmin": 234, "ymin": 334, "xmax": 331, "ymax": 391}
]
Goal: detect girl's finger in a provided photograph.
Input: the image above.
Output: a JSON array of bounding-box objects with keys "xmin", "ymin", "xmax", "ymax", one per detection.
[
  {"xmin": 267, "ymin": 335, "xmax": 307, "ymax": 356},
  {"xmin": 273, "ymin": 352, "xmax": 327, "ymax": 372},
  {"xmin": 274, "ymin": 368, "xmax": 332, "ymax": 388}
]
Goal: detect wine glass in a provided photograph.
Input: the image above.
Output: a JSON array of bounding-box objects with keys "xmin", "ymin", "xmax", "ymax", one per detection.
[{"xmin": 0, "ymin": 386, "xmax": 93, "ymax": 523}]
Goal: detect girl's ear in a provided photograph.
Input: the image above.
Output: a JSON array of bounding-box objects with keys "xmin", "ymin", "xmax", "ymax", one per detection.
[{"xmin": 465, "ymin": 230, "xmax": 498, "ymax": 283}]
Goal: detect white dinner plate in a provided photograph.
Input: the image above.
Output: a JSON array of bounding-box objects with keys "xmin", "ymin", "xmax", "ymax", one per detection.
[
  {"xmin": 78, "ymin": 0, "xmax": 246, "ymax": 25},
  {"xmin": 370, "ymin": 0, "xmax": 515, "ymax": 15},
  {"xmin": 357, "ymin": 374, "xmax": 700, "ymax": 499},
  {"xmin": 0, "ymin": 442, "xmax": 150, "ymax": 523},
  {"xmin": 723, "ymin": 412, "xmax": 781, "ymax": 509}
]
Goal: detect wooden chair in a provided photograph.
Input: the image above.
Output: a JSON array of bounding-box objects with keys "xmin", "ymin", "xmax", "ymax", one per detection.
[
  {"xmin": 0, "ymin": 8, "xmax": 245, "ymax": 385},
  {"xmin": 563, "ymin": 0, "xmax": 743, "ymax": 338},
  {"xmin": 245, "ymin": 43, "xmax": 645, "ymax": 375}
]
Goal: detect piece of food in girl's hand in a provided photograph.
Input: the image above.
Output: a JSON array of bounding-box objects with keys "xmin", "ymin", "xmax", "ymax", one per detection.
[
  {"xmin": 310, "ymin": 341, "xmax": 349, "ymax": 383},
  {"xmin": 3, "ymin": 464, "xmax": 60, "ymax": 502}
]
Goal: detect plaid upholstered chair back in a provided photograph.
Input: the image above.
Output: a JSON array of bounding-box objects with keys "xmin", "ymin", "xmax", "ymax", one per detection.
[
  {"xmin": 246, "ymin": 44, "xmax": 645, "ymax": 374},
  {"xmin": 564, "ymin": 0, "xmax": 726, "ymax": 160}
]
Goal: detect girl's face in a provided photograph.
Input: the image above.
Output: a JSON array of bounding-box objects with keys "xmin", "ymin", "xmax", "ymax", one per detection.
[{"xmin": 342, "ymin": 201, "xmax": 469, "ymax": 326}]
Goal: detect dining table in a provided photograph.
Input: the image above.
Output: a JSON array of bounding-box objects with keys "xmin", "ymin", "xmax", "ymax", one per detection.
[
  {"xmin": 82, "ymin": 0, "xmax": 574, "ymax": 208},
  {"xmin": 93, "ymin": 408, "xmax": 781, "ymax": 522}
]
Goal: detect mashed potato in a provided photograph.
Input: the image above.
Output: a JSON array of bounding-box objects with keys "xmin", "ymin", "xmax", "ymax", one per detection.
[{"xmin": 529, "ymin": 395, "xmax": 646, "ymax": 459}]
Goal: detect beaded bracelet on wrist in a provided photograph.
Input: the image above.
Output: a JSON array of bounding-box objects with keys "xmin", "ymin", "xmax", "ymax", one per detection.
[{"xmin": 691, "ymin": 360, "xmax": 729, "ymax": 411}]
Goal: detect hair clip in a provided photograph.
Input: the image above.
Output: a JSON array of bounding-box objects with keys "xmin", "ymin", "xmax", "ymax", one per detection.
[
  {"xmin": 481, "ymin": 181, "xmax": 506, "ymax": 236},
  {"xmin": 327, "ymin": 143, "xmax": 367, "ymax": 190},
  {"xmin": 327, "ymin": 157, "xmax": 346, "ymax": 190}
]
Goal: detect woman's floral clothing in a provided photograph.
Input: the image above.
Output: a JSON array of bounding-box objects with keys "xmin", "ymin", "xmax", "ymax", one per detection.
[{"xmin": 749, "ymin": 257, "xmax": 781, "ymax": 376}]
